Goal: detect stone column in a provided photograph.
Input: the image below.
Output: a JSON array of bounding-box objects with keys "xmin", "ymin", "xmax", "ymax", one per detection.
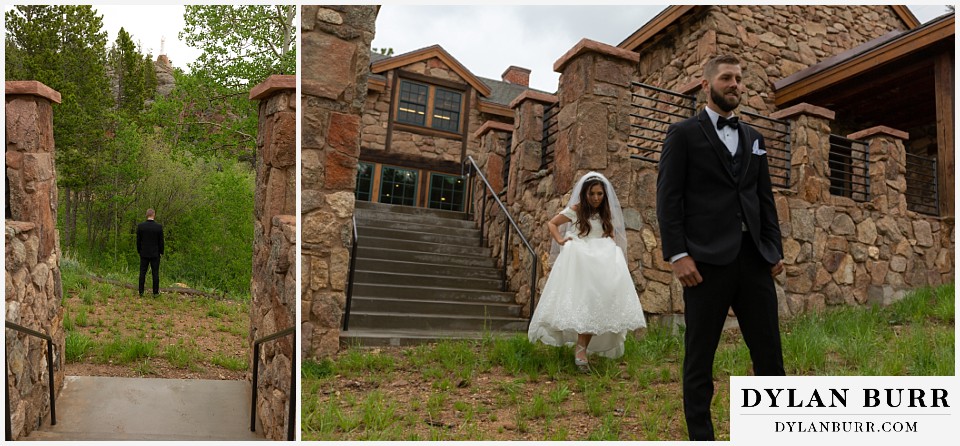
[
  {"xmin": 770, "ymin": 103, "xmax": 836, "ymax": 204},
  {"xmin": 300, "ymin": 5, "xmax": 378, "ymax": 359},
  {"xmin": 472, "ymin": 121, "xmax": 513, "ymax": 194},
  {"xmin": 248, "ymin": 75, "xmax": 296, "ymax": 441},
  {"xmin": 507, "ymin": 91, "xmax": 557, "ymax": 204},
  {"xmin": 848, "ymin": 126, "xmax": 909, "ymax": 216},
  {"xmin": 5, "ymin": 80, "xmax": 64, "ymax": 440}
]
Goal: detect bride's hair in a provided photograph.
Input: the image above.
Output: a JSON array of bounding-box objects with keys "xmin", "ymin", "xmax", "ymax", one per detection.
[{"xmin": 575, "ymin": 176, "xmax": 614, "ymax": 239}]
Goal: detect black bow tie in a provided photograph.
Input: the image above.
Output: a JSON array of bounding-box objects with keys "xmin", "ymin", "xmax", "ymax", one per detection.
[{"xmin": 717, "ymin": 115, "xmax": 739, "ymax": 130}]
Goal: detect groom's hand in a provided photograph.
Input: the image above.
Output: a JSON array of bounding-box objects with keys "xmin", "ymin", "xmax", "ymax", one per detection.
[
  {"xmin": 671, "ymin": 256, "xmax": 703, "ymax": 287},
  {"xmin": 770, "ymin": 260, "xmax": 783, "ymax": 276}
]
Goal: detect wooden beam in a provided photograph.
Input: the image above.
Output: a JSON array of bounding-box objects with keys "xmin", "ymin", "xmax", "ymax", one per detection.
[
  {"xmin": 477, "ymin": 101, "xmax": 514, "ymax": 118},
  {"xmin": 617, "ymin": 6, "xmax": 696, "ymax": 51},
  {"xmin": 890, "ymin": 5, "xmax": 921, "ymax": 29},
  {"xmin": 934, "ymin": 50, "xmax": 954, "ymax": 217}
]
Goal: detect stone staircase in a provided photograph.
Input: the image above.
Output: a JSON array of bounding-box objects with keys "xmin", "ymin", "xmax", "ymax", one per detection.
[
  {"xmin": 341, "ymin": 201, "xmax": 528, "ymax": 346},
  {"xmin": 23, "ymin": 376, "xmax": 266, "ymax": 441}
]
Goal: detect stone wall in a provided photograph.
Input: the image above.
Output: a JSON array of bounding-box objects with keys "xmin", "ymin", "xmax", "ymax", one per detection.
[
  {"xmin": 481, "ymin": 38, "xmax": 954, "ymax": 326},
  {"xmin": 361, "ymin": 64, "xmax": 483, "ymax": 165},
  {"xmin": 634, "ymin": 5, "xmax": 907, "ymax": 114},
  {"xmin": 5, "ymin": 81, "xmax": 65, "ymax": 440},
  {"xmin": 249, "ymin": 75, "xmax": 296, "ymax": 441},
  {"xmin": 301, "ymin": 5, "xmax": 379, "ymax": 359}
]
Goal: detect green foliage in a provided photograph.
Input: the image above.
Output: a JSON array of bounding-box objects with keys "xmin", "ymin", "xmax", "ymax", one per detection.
[
  {"xmin": 109, "ymin": 28, "xmax": 157, "ymax": 119},
  {"xmin": 98, "ymin": 337, "xmax": 158, "ymax": 364},
  {"xmin": 302, "ymin": 359, "xmax": 336, "ymax": 379},
  {"xmin": 65, "ymin": 331, "xmax": 95, "ymax": 362},
  {"xmin": 211, "ymin": 353, "xmax": 248, "ymax": 371},
  {"xmin": 164, "ymin": 339, "xmax": 205, "ymax": 370}
]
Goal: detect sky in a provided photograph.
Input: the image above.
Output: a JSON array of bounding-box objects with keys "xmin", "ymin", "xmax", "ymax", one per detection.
[
  {"xmin": 371, "ymin": 4, "xmax": 953, "ymax": 92},
  {"xmin": 3, "ymin": 4, "xmax": 952, "ymax": 88}
]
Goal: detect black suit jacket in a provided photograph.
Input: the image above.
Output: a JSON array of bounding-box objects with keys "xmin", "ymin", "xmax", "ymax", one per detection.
[
  {"xmin": 656, "ymin": 109, "xmax": 783, "ymax": 266},
  {"xmin": 136, "ymin": 220, "xmax": 164, "ymax": 259}
]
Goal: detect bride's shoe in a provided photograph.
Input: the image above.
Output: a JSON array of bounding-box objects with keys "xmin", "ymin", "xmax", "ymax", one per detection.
[{"xmin": 574, "ymin": 345, "xmax": 590, "ymax": 373}]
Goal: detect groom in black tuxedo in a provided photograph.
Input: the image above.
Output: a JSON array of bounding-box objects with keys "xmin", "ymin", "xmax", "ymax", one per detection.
[
  {"xmin": 136, "ymin": 208, "xmax": 164, "ymax": 296},
  {"xmin": 656, "ymin": 55, "xmax": 785, "ymax": 441}
]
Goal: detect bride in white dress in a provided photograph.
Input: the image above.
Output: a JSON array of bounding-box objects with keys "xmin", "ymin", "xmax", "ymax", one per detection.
[{"xmin": 528, "ymin": 172, "xmax": 647, "ymax": 371}]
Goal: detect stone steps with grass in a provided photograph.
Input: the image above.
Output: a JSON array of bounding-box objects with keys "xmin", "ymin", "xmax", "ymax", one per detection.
[{"xmin": 342, "ymin": 201, "xmax": 527, "ymax": 346}]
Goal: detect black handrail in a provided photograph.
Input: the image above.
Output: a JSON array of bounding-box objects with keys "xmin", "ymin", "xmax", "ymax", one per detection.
[
  {"xmin": 5, "ymin": 321, "xmax": 57, "ymax": 441},
  {"xmin": 342, "ymin": 214, "xmax": 359, "ymax": 331},
  {"xmin": 250, "ymin": 326, "xmax": 295, "ymax": 441},
  {"xmin": 462, "ymin": 156, "xmax": 539, "ymax": 321}
]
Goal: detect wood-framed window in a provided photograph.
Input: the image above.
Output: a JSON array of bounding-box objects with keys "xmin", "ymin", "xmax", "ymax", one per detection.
[
  {"xmin": 394, "ymin": 78, "xmax": 464, "ymax": 134},
  {"xmin": 354, "ymin": 161, "xmax": 466, "ymax": 211}
]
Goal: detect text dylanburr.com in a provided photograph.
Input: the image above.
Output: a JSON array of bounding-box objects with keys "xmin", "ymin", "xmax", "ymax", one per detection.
[{"xmin": 731, "ymin": 376, "xmax": 957, "ymax": 445}]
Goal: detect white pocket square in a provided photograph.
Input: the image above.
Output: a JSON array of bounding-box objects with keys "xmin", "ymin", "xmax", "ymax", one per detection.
[{"xmin": 751, "ymin": 140, "xmax": 766, "ymax": 156}]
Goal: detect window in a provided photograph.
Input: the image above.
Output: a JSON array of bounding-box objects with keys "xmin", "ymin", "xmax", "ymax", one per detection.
[
  {"xmin": 355, "ymin": 162, "xmax": 374, "ymax": 202},
  {"xmin": 378, "ymin": 166, "xmax": 418, "ymax": 206},
  {"xmin": 395, "ymin": 79, "xmax": 463, "ymax": 133},
  {"xmin": 428, "ymin": 173, "xmax": 465, "ymax": 211}
]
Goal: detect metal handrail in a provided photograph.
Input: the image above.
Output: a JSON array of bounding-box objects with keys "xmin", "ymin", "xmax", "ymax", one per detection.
[
  {"xmin": 462, "ymin": 156, "xmax": 539, "ymax": 321},
  {"xmin": 5, "ymin": 321, "xmax": 57, "ymax": 440},
  {"xmin": 342, "ymin": 214, "xmax": 359, "ymax": 331},
  {"xmin": 250, "ymin": 326, "xmax": 295, "ymax": 441}
]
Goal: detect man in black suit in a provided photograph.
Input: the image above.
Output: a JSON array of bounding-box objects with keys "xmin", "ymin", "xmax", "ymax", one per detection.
[
  {"xmin": 656, "ymin": 55, "xmax": 785, "ymax": 441},
  {"xmin": 136, "ymin": 208, "xmax": 164, "ymax": 296}
]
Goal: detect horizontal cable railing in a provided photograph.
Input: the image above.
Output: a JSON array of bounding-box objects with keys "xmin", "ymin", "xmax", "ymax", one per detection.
[
  {"xmin": 250, "ymin": 327, "xmax": 295, "ymax": 441},
  {"xmin": 905, "ymin": 152, "xmax": 939, "ymax": 216},
  {"xmin": 5, "ymin": 321, "xmax": 57, "ymax": 441},
  {"xmin": 540, "ymin": 101, "xmax": 559, "ymax": 171},
  {"xmin": 741, "ymin": 111, "xmax": 792, "ymax": 189},
  {"xmin": 627, "ymin": 82, "xmax": 697, "ymax": 163},
  {"xmin": 828, "ymin": 134, "xmax": 870, "ymax": 202}
]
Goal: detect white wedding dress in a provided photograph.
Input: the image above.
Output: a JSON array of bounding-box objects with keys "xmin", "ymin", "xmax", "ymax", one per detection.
[{"xmin": 528, "ymin": 207, "xmax": 647, "ymax": 358}]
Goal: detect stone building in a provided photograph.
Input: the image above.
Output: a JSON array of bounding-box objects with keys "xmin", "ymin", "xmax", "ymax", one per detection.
[{"xmin": 304, "ymin": 5, "xmax": 954, "ymax": 356}]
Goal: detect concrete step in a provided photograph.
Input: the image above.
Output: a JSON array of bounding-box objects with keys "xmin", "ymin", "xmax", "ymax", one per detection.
[
  {"xmin": 341, "ymin": 328, "xmax": 525, "ymax": 347},
  {"xmin": 355, "ymin": 209, "xmax": 477, "ymax": 230},
  {"xmin": 357, "ymin": 226, "xmax": 481, "ymax": 246},
  {"xmin": 357, "ymin": 238, "xmax": 491, "ymax": 258},
  {"xmin": 347, "ymin": 310, "xmax": 528, "ymax": 332},
  {"xmin": 352, "ymin": 283, "xmax": 516, "ymax": 303},
  {"xmin": 354, "ymin": 270, "xmax": 502, "ymax": 290},
  {"xmin": 355, "ymin": 258, "xmax": 502, "ymax": 279},
  {"xmin": 356, "ymin": 200, "xmax": 471, "ymax": 220},
  {"xmin": 356, "ymin": 217, "xmax": 481, "ymax": 238},
  {"xmin": 349, "ymin": 296, "xmax": 522, "ymax": 318},
  {"xmin": 23, "ymin": 376, "xmax": 266, "ymax": 441}
]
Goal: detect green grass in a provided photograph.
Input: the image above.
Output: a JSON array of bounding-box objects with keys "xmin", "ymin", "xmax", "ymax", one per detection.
[
  {"xmin": 65, "ymin": 331, "xmax": 95, "ymax": 362},
  {"xmin": 163, "ymin": 339, "xmax": 205, "ymax": 371},
  {"xmin": 303, "ymin": 283, "xmax": 955, "ymax": 441},
  {"xmin": 98, "ymin": 337, "xmax": 158, "ymax": 364},
  {"xmin": 211, "ymin": 353, "xmax": 248, "ymax": 371}
]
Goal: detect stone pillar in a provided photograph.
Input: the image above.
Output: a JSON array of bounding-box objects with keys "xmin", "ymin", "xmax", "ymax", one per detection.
[
  {"xmin": 553, "ymin": 39, "xmax": 639, "ymax": 195},
  {"xmin": 507, "ymin": 91, "xmax": 557, "ymax": 204},
  {"xmin": 248, "ymin": 75, "xmax": 296, "ymax": 441},
  {"xmin": 5, "ymin": 80, "xmax": 64, "ymax": 440},
  {"xmin": 300, "ymin": 5, "xmax": 378, "ymax": 359},
  {"xmin": 848, "ymin": 126, "xmax": 909, "ymax": 216},
  {"xmin": 472, "ymin": 121, "xmax": 513, "ymax": 194},
  {"xmin": 770, "ymin": 103, "xmax": 836, "ymax": 203}
]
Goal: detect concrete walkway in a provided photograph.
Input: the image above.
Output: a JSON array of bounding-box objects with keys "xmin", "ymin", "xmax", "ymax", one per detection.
[{"xmin": 25, "ymin": 376, "xmax": 267, "ymax": 441}]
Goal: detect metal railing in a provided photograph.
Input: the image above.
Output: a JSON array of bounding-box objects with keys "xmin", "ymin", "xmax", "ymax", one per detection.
[
  {"xmin": 462, "ymin": 156, "xmax": 539, "ymax": 321},
  {"xmin": 741, "ymin": 111, "xmax": 792, "ymax": 189},
  {"xmin": 5, "ymin": 321, "xmax": 57, "ymax": 441},
  {"xmin": 905, "ymin": 152, "xmax": 939, "ymax": 216},
  {"xmin": 628, "ymin": 82, "xmax": 697, "ymax": 163},
  {"xmin": 828, "ymin": 134, "xmax": 870, "ymax": 202},
  {"xmin": 541, "ymin": 101, "xmax": 559, "ymax": 170},
  {"xmin": 342, "ymin": 214, "xmax": 359, "ymax": 331},
  {"xmin": 250, "ymin": 326, "xmax": 296, "ymax": 441}
]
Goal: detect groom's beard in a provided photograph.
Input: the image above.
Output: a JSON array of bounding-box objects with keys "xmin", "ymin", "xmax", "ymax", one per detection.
[{"xmin": 709, "ymin": 83, "xmax": 741, "ymax": 113}]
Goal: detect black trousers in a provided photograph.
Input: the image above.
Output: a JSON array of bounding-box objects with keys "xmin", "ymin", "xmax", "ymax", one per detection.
[
  {"xmin": 139, "ymin": 256, "xmax": 160, "ymax": 295},
  {"xmin": 682, "ymin": 233, "xmax": 785, "ymax": 441}
]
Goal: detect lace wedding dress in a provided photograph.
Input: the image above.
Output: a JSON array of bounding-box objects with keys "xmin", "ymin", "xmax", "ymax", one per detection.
[{"xmin": 528, "ymin": 206, "xmax": 647, "ymax": 358}]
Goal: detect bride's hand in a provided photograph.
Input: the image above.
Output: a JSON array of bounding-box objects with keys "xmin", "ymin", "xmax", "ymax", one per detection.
[{"xmin": 557, "ymin": 237, "xmax": 573, "ymax": 246}]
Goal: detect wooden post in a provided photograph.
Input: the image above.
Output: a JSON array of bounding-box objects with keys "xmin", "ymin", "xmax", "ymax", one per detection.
[{"xmin": 934, "ymin": 51, "xmax": 954, "ymax": 217}]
